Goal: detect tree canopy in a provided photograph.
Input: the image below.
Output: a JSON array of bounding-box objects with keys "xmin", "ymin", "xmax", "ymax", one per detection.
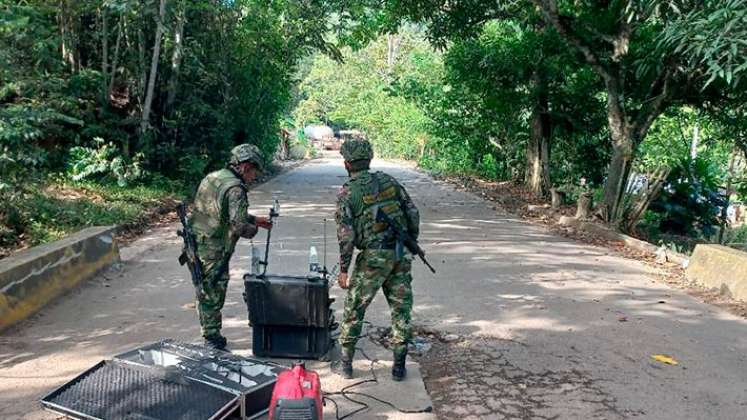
[{"xmin": 2, "ymin": 0, "xmax": 746, "ymax": 252}]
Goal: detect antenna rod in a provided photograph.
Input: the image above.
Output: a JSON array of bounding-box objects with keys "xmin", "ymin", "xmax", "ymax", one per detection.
[
  {"xmin": 261, "ymin": 199, "xmax": 279, "ymax": 277},
  {"xmin": 323, "ymin": 218, "xmax": 327, "ymax": 274}
]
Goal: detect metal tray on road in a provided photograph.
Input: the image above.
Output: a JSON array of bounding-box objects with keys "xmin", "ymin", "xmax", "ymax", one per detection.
[{"xmin": 41, "ymin": 339, "xmax": 285, "ymax": 420}]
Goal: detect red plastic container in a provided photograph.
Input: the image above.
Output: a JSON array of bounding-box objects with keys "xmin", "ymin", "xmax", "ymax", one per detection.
[{"xmin": 269, "ymin": 363, "xmax": 323, "ymax": 420}]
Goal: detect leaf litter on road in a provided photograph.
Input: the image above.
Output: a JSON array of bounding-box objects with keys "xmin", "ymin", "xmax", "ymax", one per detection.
[{"xmin": 652, "ymin": 354, "xmax": 679, "ymax": 365}]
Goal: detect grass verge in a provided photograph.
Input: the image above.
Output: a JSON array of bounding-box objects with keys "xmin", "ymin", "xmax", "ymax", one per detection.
[{"xmin": 1, "ymin": 177, "xmax": 186, "ymax": 259}]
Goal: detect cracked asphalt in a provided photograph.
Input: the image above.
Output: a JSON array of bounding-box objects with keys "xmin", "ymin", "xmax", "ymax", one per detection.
[{"xmin": 2, "ymin": 156, "xmax": 747, "ymax": 419}]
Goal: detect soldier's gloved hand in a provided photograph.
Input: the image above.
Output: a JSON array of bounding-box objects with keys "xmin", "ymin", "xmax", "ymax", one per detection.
[
  {"xmin": 338, "ymin": 272, "xmax": 349, "ymax": 289},
  {"xmin": 255, "ymin": 216, "xmax": 273, "ymax": 230}
]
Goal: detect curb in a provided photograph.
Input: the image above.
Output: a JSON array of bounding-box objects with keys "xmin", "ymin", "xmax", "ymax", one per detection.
[
  {"xmin": 686, "ymin": 245, "xmax": 747, "ymax": 302},
  {"xmin": 0, "ymin": 159, "xmax": 311, "ymax": 334},
  {"xmin": 558, "ymin": 216, "xmax": 688, "ymax": 265},
  {"xmin": 0, "ymin": 226, "xmax": 120, "ymax": 332}
]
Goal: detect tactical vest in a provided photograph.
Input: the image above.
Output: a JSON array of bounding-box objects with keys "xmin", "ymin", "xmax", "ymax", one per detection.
[
  {"xmin": 190, "ymin": 168, "xmax": 245, "ymax": 258},
  {"xmin": 347, "ymin": 171, "xmax": 408, "ymax": 249}
]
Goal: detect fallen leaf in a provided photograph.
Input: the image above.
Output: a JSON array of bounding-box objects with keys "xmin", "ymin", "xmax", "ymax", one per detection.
[{"xmin": 652, "ymin": 354, "xmax": 678, "ymax": 365}]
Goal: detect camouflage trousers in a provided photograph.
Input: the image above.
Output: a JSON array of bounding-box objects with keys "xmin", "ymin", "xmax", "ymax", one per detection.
[
  {"xmin": 338, "ymin": 249, "xmax": 413, "ymax": 356},
  {"xmin": 195, "ymin": 258, "xmax": 230, "ymax": 339}
]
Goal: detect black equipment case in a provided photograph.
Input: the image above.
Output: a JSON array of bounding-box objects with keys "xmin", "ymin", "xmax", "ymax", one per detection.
[{"xmin": 244, "ymin": 274, "xmax": 335, "ymax": 360}]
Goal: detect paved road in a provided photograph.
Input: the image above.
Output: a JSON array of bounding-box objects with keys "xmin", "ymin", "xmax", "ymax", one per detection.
[{"xmin": 1, "ymin": 156, "xmax": 746, "ymax": 419}]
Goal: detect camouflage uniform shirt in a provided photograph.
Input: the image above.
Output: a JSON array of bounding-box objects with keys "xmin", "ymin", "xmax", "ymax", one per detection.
[
  {"xmin": 335, "ymin": 170, "xmax": 419, "ymax": 273},
  {"xmin": 189, "ymin": 168, "xmax": 258, "ymax": 338},
  {"xmin": 335, "ymin": 169, "xmax": 420, "ymax": 354}
]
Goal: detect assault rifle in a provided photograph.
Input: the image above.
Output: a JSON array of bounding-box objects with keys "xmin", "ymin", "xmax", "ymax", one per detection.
[
  {"xmin": 375, "ymin": 208, "xmax": 436, "ymax": 274},
  {"xmin": 177, "ymin": 202, "xmax": 204, "ymax": 288}
]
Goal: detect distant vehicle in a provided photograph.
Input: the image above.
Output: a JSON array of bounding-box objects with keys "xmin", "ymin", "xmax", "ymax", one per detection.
[
  {"xmin": 320, "ymin": 138, "xmax": 340, "ymax": 150},
  {"xmin": 337, "ymin": 130, "xmax": 363, "ymax": 142},
  {"xmin": 303, "ymin": 125, "xmax": 334, "ymax": 149}
]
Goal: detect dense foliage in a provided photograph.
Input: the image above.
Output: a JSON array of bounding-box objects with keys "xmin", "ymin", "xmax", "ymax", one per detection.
[
  {"xmin": 293, "ymin": 1, "xmax": 746, "ymax": 248},
  {"xmin": 0, "ymin": 0, "xmax": 343, "ymax": 184},
  {"xmin": 650, "ymin": 157, "xmax": 729, "ymax": 239},
  {"xmin": 294, "ymin": 28, "xmax": 437, "ymax": 160},
  {"xmin": 0, "ymin": 0, "xmax": 341, "ymax": 251},
  {"xmin": 2, "ymin": 0, "xmax": 746, "ymax": 254}
]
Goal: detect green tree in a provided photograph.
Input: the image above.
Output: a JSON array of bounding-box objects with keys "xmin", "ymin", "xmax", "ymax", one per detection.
[
  {"xmin": 294, "ymin": 27, "xmax": 439, "ymax": 160},
  {"xmin": 368, "ymin": 0, "xmax": 745, "ymax": 225},
  {"xmin": 436, "ymin": 19, "xmax": 607, "ymax": 194},
  {"xmin": 0, "ymin": 0, "xmax": 345, "ymax": 184}
]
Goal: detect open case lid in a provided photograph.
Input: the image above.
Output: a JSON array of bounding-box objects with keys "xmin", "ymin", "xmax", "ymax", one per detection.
[{"xmin": 41, "ymin": 339, "xmax": 285, "ymax": 420}]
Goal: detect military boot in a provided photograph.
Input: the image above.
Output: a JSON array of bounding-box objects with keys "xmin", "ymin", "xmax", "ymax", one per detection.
[
  {"xmin": 204, "ymin": 334, "xmax": 227, "ymax": 351},
  {"xmin": 392, "ymin": 347, "xmax": 407, "ymax": 381},
  {"xmin": 331, "ymin": 347, "xmax": 354, "ymax": 379}
]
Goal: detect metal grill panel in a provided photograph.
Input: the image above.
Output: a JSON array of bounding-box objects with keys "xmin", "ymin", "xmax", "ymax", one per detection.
[
  {"xmin": 42, "ymin": 361, "xmax": 236, "ymax": 420},
  {"xmin": 277, "ymin": 408, "xmax": 314, "ymax": 420}
]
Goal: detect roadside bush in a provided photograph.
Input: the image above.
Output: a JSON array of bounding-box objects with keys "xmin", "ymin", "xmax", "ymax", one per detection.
[
  {"xmin": 0, "ymin": 188, "xmax": 25, "ymax": 247},
  {"xmin": 0, "ymin": 179, "xmax": 184, "ymax": 253},
  {"xmin": 175, "ymin": 153, "xmax": 211, "ymax": 188},
  {"xmin": 636, "ymin": 210, "xmax": 665, "ymax": 240},
  {"xmin": 66, "ymin": 138, "xmax": 145, "ymax": 187},
  {"xmin": 477, "ymin": 153, "xmax": 500, "ymax": 180},
  {"xmin": 650, "ymin": 156, "xmax": 727, "ymax": 238},
  {"xmin": 724, "ymin": 225, "xmax": 747, "ymax": 251}
]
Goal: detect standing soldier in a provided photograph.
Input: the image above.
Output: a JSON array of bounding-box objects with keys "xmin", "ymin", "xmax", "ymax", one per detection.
[
  {"xmin": 189, "ymin": 144, "xmax": 272, "ymax": 349},
  {"xmin": 333, "ymin": 137, "xmax": 420, "ymax": 381}
]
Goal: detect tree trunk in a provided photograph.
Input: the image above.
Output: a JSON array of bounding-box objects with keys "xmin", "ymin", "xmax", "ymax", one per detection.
[
  {"xmin": 718, "ymin": 149, "xmax": 739, "ymax": 243},
  {"xmin": 140, "ymin": 0, "xmax": 168, "ymax": 138},
  {"xmin": 166, "ymin": 1, "xmax": 186, "ymax": 115},
  {"xmin": 550, "ymin": 187, "xmax": 565, "ymax": 209},
  {"xmin": 137, "ymin": 23, "xmax": 146, "ymax": 105},
  {"xmin": 621, "ymin": 167, "xmax": 670, "ymax": 233},
  {"xmin": 600, "ymin": 95, "xmax": 667, "ymax": 225},
  {"xmin": 526, "ymin": 127, "xmax": 540, "ymax": 191},
  {"xmin": 540, "ymin": 115, "xmax": 551, "ymax": 192},
  {"xmin": 59, "ymin": 1, "xmax": 77, "ymax": 72},
  {"xmin": 526, "ymin": 71, "xmax": 552, "ymax": 196},
  {"xmin": 101, "ymin": 7, "xmax": 108, "ymax": 80},
  {"xmin": 690, "ymin": 121, "xmax": 700, "ymax": 159},
  {"xmin": 599, "ymin": 78, "xmax": 636, "ymax": 225},
  {"xmin": 387, "ymin": 34, "xmax": 401, "ymax": 74},
  {"xmin": 601, "ymin": 139, "xmax": 634, "ymax": 224},
  {"xmin": 575, "ymin": 192, "xmax": 593, "ymax": 219},
  {"xmin": 107, "ymin": 16, "xmax": 124, "ymax": 102}
]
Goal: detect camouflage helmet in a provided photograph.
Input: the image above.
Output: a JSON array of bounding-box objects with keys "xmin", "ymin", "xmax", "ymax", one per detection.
[
  {"xmin": 340, "ymin": 138, "xmax": 374, "ymax": 162},
  {"xmin": 229, "ymin": 143, "xmax": 263, "ymax": 169}
]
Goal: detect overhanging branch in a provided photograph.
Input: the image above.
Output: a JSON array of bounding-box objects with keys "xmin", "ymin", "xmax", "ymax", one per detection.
[
  {"xmin": 632, "ymin": 64, "xmax": 675, "ymax": 142},
  {"xmin": 532, "ymin": 0, "xmax": 613, "ymax": 82}
]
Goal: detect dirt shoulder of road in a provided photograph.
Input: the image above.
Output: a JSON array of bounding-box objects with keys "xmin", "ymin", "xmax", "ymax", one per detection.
[
  {"xmin": 1, "ymin": 159, "xmax": 309, "ymax": 257},
  {"xmin": 426, "ymin": 171, "xmax": 747, "ymax": 319}
]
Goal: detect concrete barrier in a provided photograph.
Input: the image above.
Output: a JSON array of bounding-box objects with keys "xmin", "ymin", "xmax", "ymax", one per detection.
[
  {"xmin": 558, "ymin": 216, "xmax": 687, "ymax": 265},
  {"xmin": 686, "ymin": 245, "xmax": 747, "ymax": 302},
  {"xmin": 0, "ymin": 226, "xmax": 119, "ymax": 332}
]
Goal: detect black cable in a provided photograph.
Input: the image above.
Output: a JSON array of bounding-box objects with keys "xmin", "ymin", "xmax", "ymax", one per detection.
[
  {"xmin": 326, "ymin": 376, "xmax": 376, "ymax": 419},
  {"xmin": 343, "ymin": 391, "xmax": 434, "ymax": 414},
  {"xmin": 324, "ymin": 340, "xmax": 433, "ymax": 418},
  {"xmin": 323, "ymin": 396, "xmax": 340, "ymax": 420},
  {"xmin": 337, "ymin": 393, "xmax": 370, "ymax": 419}
]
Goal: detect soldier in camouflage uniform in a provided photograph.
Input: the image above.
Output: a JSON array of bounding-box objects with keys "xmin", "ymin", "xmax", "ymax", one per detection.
[
  {"xmin": 189, "ymin": 144, "xmax": 272, "ymax": 349},
  {"xmin": 333, "ymin": 137, "xmax": 420, "ymax": 381}
]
